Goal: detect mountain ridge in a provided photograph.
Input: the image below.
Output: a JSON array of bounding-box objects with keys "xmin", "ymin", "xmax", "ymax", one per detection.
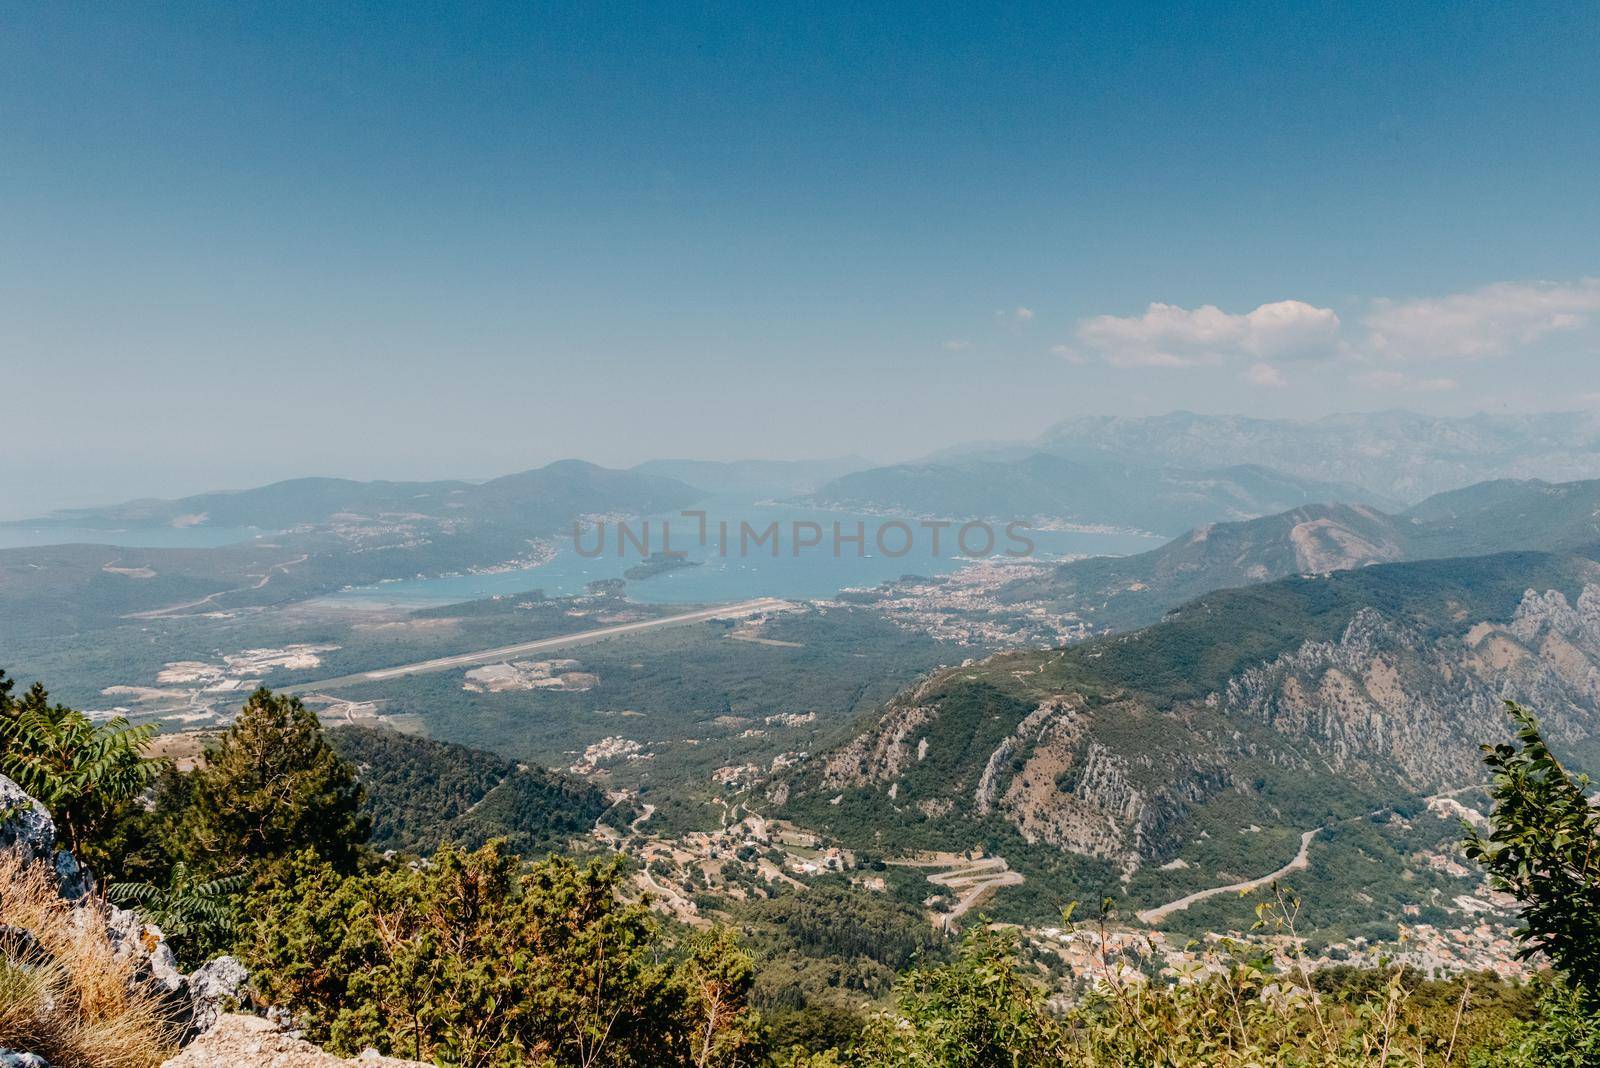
[
  {"xmin": 1001, "ymin": 476, "xmax": 1600, "ymax": 633},
  {"xmin": 1031, "ymin": 410, "xmax": 1600, "ymax": 502},
  {"xmin": 811, "ymin": 452, "xmax": 1398, "ymax": 536},
  {"xmin": 13, "ymin": 459, "xmax": 702, "ymax": 532},
  {"xmin": 781, "ymin": 546, "xmax": 1600, "ymax": 927}
]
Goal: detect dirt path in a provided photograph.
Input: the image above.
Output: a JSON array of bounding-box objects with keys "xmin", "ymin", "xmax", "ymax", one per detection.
[
  {"xmin": 125, "ymin": 554, "xmax": 309, "ymax": 619},
  {"xmin": 1137, "ymin": 828, "xmax": 1320, "ymax": 925},
  {"xmin": 636, "ymin": 869, "xmax": 708, "ymax": 928},
  {"xmin": 889, "ymin": 854, "xmax": 1025, "ymax": 930}
]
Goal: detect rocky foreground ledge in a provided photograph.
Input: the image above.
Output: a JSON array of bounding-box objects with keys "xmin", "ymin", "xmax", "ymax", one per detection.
[
  {"xmin": 163, "ymin": 1015, "xmax": 425, "ymax": 1068},
  {"xmin": 0, "ymin": 774, "xmax": 425, "ymax": 1068}
]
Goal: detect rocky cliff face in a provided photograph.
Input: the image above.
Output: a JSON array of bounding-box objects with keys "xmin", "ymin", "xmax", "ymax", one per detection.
[
  {"xmin": 1214, "ymin": 587, "xmax": 1600, "ymax": 790},
  {"xmin": 0, "ymin": 776, "xmax": 93, "ymax": 902},
  {"xmin": 790, "ymin": 563, "xmax": 1600, "ymax": 879}
]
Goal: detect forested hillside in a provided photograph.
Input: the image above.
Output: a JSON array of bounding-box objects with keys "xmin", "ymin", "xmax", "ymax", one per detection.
[
  {"xmin": 787, "ymin": 547, "xmax": 1600, "ymax": 933},
  {"xmin": 5, "ymin": 669, "xmax": 1599, "ymax": 1064},
  {"xmin": 327, "ymin": 726, "xmax": 614, "ymax": 856}
]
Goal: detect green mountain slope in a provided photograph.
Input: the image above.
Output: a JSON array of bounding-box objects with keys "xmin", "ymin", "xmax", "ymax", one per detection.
[
  {"xmin": 782, "ymin": 548, "xmax": 1600, "ymax": 928},
  {"xmin": 1002, "ymin": 478, "xmax": 1600, "ymax": 633},
  {"xmin": 329, "ymin": 725, "xmax": 612, "ymax": 856}
]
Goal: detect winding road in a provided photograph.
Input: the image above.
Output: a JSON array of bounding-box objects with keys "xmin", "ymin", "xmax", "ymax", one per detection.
[
  {"xmin": 889, "ymin": 854, "xmax": 1025, "ymax": 930},
  {"xmin": 125, "ymin": 554, "xmax": 310, "ymax": 619},
  {"xmin": 1136, "ymin": 828, "xmax": 1321, "ymax": 925}
]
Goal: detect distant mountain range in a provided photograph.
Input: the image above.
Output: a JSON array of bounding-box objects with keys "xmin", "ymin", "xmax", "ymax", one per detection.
[
  {"xmin": 633, "ymin": 457, "xmax": 871, "ymax": 497},
  {"xmin": 0, "ymin": 461, "xmax": 705, "ymax": 638},
  {"xmin": 15, "ymin": 459, "xmax": 701, "ymax": 533},
  {"xmin": 21, "ymin": 409, "xmax": 1600, "ymax": 537},
  {"xmin": 811, "ymin": 454, "xmax": 1396, "ymax": 535},
  {"xmin": 783, "ymin": 545, "xmax": 1600, "ymax": 926},
  {"xmin": 1023, "ymin": 410, "xmax": 1600, "ymax": 503},
  {"xmin": 1002, "ymin": 477, "xmax": 1600, "ymax": 632}
]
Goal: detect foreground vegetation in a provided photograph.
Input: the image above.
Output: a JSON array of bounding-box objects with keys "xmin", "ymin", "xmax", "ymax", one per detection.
[
  {"xmin": 0, "ymin": 852, "xmax": 180, "ymax": 1068},
  {"xmin": 4, "ymin": 669, "xmax": 1600, "ymax": 1065}
]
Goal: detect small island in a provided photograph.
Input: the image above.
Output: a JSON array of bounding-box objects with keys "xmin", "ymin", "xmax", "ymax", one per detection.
[{"xmin": 624, "ymin": 551, "xmax": 703, "ymax": 582}]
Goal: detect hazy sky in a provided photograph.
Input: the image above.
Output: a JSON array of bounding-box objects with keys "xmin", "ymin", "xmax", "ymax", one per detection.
[{"xmin": 3, "ymin": 2, "xmax": 1599, "ymax": 516}]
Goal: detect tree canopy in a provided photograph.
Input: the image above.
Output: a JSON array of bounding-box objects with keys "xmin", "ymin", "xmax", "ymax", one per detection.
[
  {"xmin": 244, "ymin": 843, "xmax": 763, "ymax": 1067},
  {"xmin": 0, "ymin": 670, "xmax": 163, "ymax": 858},
  {"xmin": 1464, "ymin": 702, "xmax": 1600, "ymax": 996},
  {"xmin": 173, "ymin": 687, "xmax": 369, "ymax": 877}
]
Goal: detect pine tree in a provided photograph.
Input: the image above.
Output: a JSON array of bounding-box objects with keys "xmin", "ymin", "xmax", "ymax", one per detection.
[{"xmin": 175, "ymin": 687, "xmax": 369, "ymax": 877}]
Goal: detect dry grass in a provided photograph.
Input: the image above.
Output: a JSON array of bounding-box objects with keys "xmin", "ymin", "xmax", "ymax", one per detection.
[{"xmin": 0, "ymin": 849, "xmax": 181, "ymax": 1068}]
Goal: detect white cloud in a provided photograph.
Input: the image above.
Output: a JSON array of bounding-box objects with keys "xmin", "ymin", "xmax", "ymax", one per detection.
[
  {"xmin": 1075, "ymin": 299, "xmax": 1341, "ymax": 368},
  {"xmin": 1352, "ymin": 370, "xmax": 1458, "ymax": 392},
  {"xmin": 995, "ymin": 306, "xmax": 1035, "ymax": 326},
  {"xmin": 1050, "ymin": 344, "xmax": 1088, "ymax": 365},
  {"xmin": 1363, "ymin": 279, "xmax": 1600, "ymax": 361},
  {"xmin": 942, "ymin": 339, "xmax": 971, "ymax": 351},
  {"xmin": 1244, "ymin": 362, "xmax": 1288, "ymax": 388}
]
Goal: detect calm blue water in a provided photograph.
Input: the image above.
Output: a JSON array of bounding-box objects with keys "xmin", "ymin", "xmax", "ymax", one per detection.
[
  {"xmin": 0, "ymin": 525, "xmax": 268, "ymax": 549},
  {"xmin": 326, "ymin": 502, "xmax": 1163, "ymax": 607}
]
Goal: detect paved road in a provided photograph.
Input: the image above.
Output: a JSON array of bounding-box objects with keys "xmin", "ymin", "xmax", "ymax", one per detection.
[
  {"xmin": 1137, "ymin": 828, "xmax": 1320, "ymax": 925},
  {"xmin": 284, "ymin": 597, "xmax": 790, "ymax": 693}
]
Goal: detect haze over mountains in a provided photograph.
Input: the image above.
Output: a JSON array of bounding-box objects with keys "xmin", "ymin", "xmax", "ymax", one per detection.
[
  {"xmin": 1003, "ymin": 477, "xmax": 1600, "ymax": 632},
  {"xmin": 811, "ymin": 456, "xmax": 1392, "ymax": 536},
  {"xmin": 14, "ymin": 410, "xmax": 1600, "ymax": 544},
  {"xmin": 10, "ymin": 406, "xmax": 1600, "ymax": 966},
  {"xmin": 14, "ymin": 4, "xmax": 1600, "ymax": 1053},
  {"xmin": 10, "ymin": 409, "xmax": 1600, "ymax": 650},
  {"xmin": 1030, "ymin": 410, "xmax": 1600, "ymax": 502},
  {"xmin": 808, "ymin": 410, "xmax": 1600, "ymax": 535},
  {"xmin": 770, "ymin": 435, "xmax": 1600, "ymax": 931},
  {"xmin": 0, "ymin": 460, "xmax": 706, "ymax": 640},
  {"xmin": 633, "ymin": 457, "xmax": 871, "ymax": 497}
]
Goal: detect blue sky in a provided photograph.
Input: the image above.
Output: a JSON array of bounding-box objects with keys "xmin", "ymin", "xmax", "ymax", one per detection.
[{"xmin": 3, "ymin": 2, "xmax": 1599, "ymax": 514}]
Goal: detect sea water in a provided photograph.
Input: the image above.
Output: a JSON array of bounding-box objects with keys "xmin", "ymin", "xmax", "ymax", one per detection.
[{"xmin": 324, "ymin": 501, "xmax": 1162, "ymax": 607}]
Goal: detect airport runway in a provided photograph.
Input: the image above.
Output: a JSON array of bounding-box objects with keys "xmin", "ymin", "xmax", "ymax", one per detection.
[{"xmin": 283, "ymin": 597, "xmax": 790, "ymax": 692}]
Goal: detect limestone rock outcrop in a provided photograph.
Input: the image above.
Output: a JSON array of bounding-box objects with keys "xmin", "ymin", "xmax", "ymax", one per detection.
[
  {"xmin": 159, "ymin": 1015, "xmax": 428, "ymax": 1068},
  {"xmin": 0, "ymin": 773, "xmax": 249, "ymax": 1057}
]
